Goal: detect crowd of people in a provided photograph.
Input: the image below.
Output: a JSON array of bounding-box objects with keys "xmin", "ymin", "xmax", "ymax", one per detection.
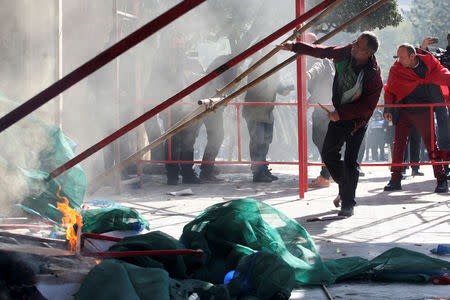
[{"xmin": 96, "ymin": 29, "xmax": 450, "ymax": 218}]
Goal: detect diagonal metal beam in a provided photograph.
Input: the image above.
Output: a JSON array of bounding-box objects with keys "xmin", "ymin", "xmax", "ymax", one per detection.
[{"xmin": 0, "ymin": 0, "xmax": 207, "ymax": 132}]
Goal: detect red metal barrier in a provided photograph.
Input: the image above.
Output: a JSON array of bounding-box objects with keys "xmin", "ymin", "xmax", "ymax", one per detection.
[
  {"xmin": 0, "ymin": 0, "xmax": 207, "ymax": 133},
  {"xmin": 47, "ymin": 0, "xmax": 337, "ymax": 179}
]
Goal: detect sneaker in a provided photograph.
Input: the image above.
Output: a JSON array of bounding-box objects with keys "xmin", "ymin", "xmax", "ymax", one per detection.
[
  {"xmin": 253, "ymin": 173, "xmax": 273, "ymax": 183},
  {"xmin": 434, "ymin": 180, "xmax": 448, "ymax": 193},
  {"xmin": 384, "ymin": 180, "xmax": 402, "ymax": 191},
  {"xmin": 411, "ymin": 170, "xmax": 424, "ymax": 176},
  {"xmin": 338, "ymin": 206, "xmax": 354, "ymax": 217},
  {"xmin": 264, "ymin": 168, "xmax": 279, "ymax": 181},
  {"xmin": 333, "ymin": 195, "xmax": 341, "ymax": 208},
  {"xmin": 309, "ymin": 175, "xmax": 330, "ymax": 188}
]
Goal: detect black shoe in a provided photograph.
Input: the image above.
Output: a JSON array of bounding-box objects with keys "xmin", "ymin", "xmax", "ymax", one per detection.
[
  {"xmin": 199, "ymin": 172, "xmax": 223, "ymax": 182},
  {"xmin": 338, "ymin": 206, "xmax": 354, "ymax": 217},
  {"xmin": 333, "ymin": 195, "xmax": 341, "ymax": 208},
  {"xmin": 182, "ymin": 175, "xmax": 202, "ymax": 184},
  {"xmin": 211, "ymin": 165, "xmax": 221, "ymax": 176},
  {"xmin": 434, "ymin": 180, "xmax": 448, "ymax": 193},
  {"xmin": 167, "ymin": 178, "xmax": 178, "ymax": 185},
  {"xmin": 357, "ymin": 168, "xmax": 365, "ymax": 177},
  {"xmin": 384, "ymin": 180, "xmax": 402, "ymax": 191},
  {"xmin": 411, "ymin": 170, "xmax": 424, "ymax": 176},
  {"xmin": 253, "ymin": 173, "xmax": 273, "ymax": 183},
  {"xmin": 264, "ymin": 168, "xmax": 278, "ymax": 181}
]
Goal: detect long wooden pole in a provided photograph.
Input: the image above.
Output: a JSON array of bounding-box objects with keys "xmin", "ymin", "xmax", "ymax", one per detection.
[
  {"xmin": 89, "ymin": 0, "xmax": 390, "ymax": 193},
  {"xmin": 48, "ymin": 0, "xmax": 338, "ymax": 181},
  {"xmin": 0, "ymin": 0, "xmax": 207, "ymax": 132},
  {"xmin": 86, "ymin": 1, "xmax": 343, "ymax": 193}
]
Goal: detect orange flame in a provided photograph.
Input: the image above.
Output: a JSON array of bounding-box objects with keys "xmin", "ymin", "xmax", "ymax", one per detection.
[{"xmin": 56, "ymin": 186, "xmax": 83, "ymax": 251}]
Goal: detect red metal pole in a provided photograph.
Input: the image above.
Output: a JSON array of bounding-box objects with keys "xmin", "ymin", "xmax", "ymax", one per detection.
[
  {"xmin": 81, "ymin": 232, "xmax": 122, "ymax": 242},
  {"xmin": 0, "ymin": 0, "xmax": 207, "ymax": 133},
  {"xmin": 296, "ymin": 0, "xmax": 307, "ymax": 198},
  {"xmin": 237, "ymin": 104, "xmax": 242, "ymax": 162},
  {"xmin": 48, "ymin": 0, "xmax": 337, "ymax": 179},
  {"xmin": 82, "ymin": 249, "xmax": 204, "ymax": 258}
]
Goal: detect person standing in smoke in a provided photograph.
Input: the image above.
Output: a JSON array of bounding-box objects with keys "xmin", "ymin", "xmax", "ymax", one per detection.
[
  {"xmin": 243, "ymin": 50, "xmax": 294, "ymax": 183},
  {"xmin": 197, "ymin": 55, "xmax": 238, "ymax": 181},
  {"xmin": 279, "ymin": 31, "xmax": 383, "ymax": 217},
  {"xmin": 88, "ymin": 30, "xmax": 134, "ymax": 180},
  {"xmin": 145, "ymin": 33, "xmax": 202, "ymax": 185},
  {"xmin": 307, "ymin": 57, "xmax": 335, "ymax": 188}
]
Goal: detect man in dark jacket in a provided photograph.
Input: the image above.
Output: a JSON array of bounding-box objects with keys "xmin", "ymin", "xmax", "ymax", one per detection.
[
  {"xmin": 383, "ymin": 43, "xmax": 450, "ymax": 193},
  {"xmin": 279, "ymin": 31, "xmax": 383, "ymax": 216},
  {"xmin": 243, "ymin": 51, "xmax": 293, "ymax": 183}
]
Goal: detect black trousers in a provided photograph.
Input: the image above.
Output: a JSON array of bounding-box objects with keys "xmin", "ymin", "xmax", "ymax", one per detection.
[
  {"xmin": 200, "ymin": 109, "xmax": 224, "ymax": 175},
  {"xmin": 322, "ymin": 120, "xmax": 367, "ymax": 209},
  {"xmin": 311, "ymin": 109, "xmax": 331, "ymax": 179},
  {"xmin": 246, "ymin": 120, "xmax": 274, "ymax": 174}
]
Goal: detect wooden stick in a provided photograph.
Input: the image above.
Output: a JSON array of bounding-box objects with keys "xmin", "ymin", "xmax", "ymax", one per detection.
[
  {"xmin": 319, "ymin": 103, "xmax": 331, "ymax": 113},
  {"xmin": 87, "ymin": 0, "xmax": 389, "ymax": 193},
  {"xmin": 215, "ymin": 0, "xmax": 346, "ymax": 98}
]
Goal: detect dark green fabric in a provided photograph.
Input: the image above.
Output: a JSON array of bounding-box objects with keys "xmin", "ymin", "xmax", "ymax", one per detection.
[
  {"xmin": 327, "ymin": 247, "xmax": 450, "ymax": 283},
  {"xmin": 228, "ymin": 251, "xmax": 295, "ymax": 300},
  {"xmin": 75, "ymin": 259, "xmax": 170, "ymax": 300},
  {"xmin": 108, "ymin": 231, "xmax": 189, "ymax": 279},
  {"xmin": 82, "ymin": 207, "xmax": 149, "ymax": 234}
]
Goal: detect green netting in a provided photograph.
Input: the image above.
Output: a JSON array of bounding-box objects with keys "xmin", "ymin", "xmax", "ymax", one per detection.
[
  {"xmin": 180, "ymin": 198, "xmax": 337, "ymax": 285},
  {"xmin": 74, "ymin": 199, "xmax": 450, "ymax": 299},
  {"xmin": 82, "ymin": 207, "xmax": 149, "ymax": 234},
  {"xmin": 0, "ymin": 92, "xmax": 85, "ymax": 221},
  {"xmin": 180, "ymin": 198, "xmax": 450, "ymax": 285}
]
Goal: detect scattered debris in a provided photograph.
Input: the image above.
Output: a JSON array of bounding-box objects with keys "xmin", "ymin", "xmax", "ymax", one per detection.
[{"xmin": 167, "ymin": 188, "xmax": 194, "ymax": 196}]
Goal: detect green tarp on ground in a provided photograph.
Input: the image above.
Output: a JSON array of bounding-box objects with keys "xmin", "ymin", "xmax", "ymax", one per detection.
[
  {"xmin": 76, "ymin": 199, "xmax": 450, "ymax": 300},
  {"xmin": 0, "ymin": 91, "xmax": 85, "ymax": 221},
  {"xmin": 82, "ymin": 207, "xmax": 150, "ymax": 234}
]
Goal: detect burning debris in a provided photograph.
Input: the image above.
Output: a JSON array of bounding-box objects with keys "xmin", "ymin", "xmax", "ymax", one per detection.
[{"xmin": 56, "ymin": 186, "xmax": 83, "ymax": 252}]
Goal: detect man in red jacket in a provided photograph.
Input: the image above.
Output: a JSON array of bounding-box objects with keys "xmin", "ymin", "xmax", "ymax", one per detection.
[
  {"xmin": 279, "ymin": 32, "xmax": 383, "ymax": 216},
  {"xmin": 384, "ymin": 43, "xmax": 450, "ymax": 193}
]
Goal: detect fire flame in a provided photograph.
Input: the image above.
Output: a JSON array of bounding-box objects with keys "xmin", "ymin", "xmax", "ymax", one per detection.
[{"xmin": 56, "ymin": 186, "xmax": 83, "ymax": 251}]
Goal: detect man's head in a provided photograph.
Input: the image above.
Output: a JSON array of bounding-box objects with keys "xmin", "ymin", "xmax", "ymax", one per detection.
[
  {"xmin": 351, "ymin": 31, "xmax": 379, "ymax": 64},
  {"xmin": 396, "ymin": 43, "xmax": 417, "ymax": 68},
  {"xmin": 304, "ymin": 32, "xmax": 318, "ymax": 44},
  {"xmin": 447, "ymin": 33, "xmax": 450, "ymax": 46}
]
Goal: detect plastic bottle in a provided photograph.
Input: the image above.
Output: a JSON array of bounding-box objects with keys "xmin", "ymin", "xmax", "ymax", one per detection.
[{"xmin": 430, "ymin": 244, "xmax": 450, "ymax": 255}]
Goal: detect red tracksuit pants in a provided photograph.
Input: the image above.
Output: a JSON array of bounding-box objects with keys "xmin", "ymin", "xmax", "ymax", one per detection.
[{"xmin": 391, "ymin": 109, "xmax": 446, "ymax": 181}]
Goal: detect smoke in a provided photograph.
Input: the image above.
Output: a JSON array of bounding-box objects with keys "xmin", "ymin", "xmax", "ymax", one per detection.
[{"xmin": 0, "ymin": 1, "xmax": 300, "ymax": 193}]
